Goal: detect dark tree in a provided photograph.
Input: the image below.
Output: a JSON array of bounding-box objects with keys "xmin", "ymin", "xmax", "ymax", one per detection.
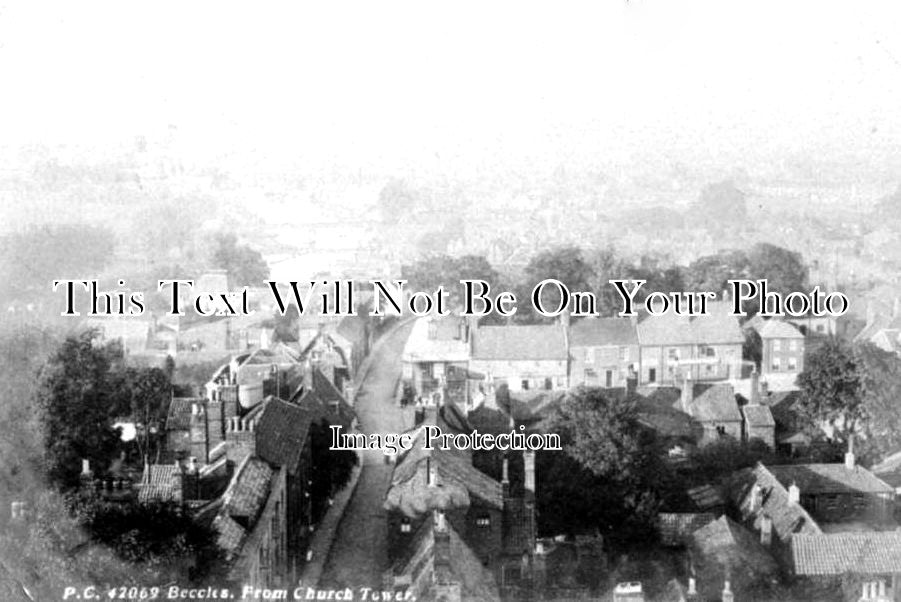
[
  {"xmin": 796, "ymin": 338, "xmax": 864, "ymax": 446},
  {"xmin": 108, "ymin": 366, "xmax": 171, "ymax": 463},
  {"xmin": 743, "ymin": 328, "xmax": 762, "ymax": 370},
  {"xmin": 211, "ymin": 232, "xmax": 270, "ymax": 287},
  {"xmin": 537, "ymin": 387, "xmax": 668, "ymax": 551},
  {"xmin": 36, "ymin": 330, "xmax": 124, "ymax": 489},
  {"xmin": 684, "ymin": 249, "xmax": 752, "ymax": 293},
  {"xmin": 747, "ymin": 242, "xmax": 809, "ymax": 296},
  {"xmin": 695, "ymin": 180, "xmax": 747, "ymax": 222},
  {"xmin": 517, "ymin": 246, "xmax": 595, "ymax": 323}
]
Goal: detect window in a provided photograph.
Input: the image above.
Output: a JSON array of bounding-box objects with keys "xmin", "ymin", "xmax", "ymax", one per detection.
[
  {"xmin": 605, "ymin": 370, "xmax": 613, "ymax": 388},
  {"xmin": 400, "ymin": 519, "xmax": 411, "ymax": 533},
  {"xmin": 789, "ymin": 340, "xmax": 798, "ymax": 351},
  {"xmin": 773, "ymin": 340, "xmax": 782, "ymax": 352},
  {"xmin": 699, "ymin": 345, "xmax": 715, "ymax": 357},
  {"xmin": 521, "ymin": 380, "xmax": 530, "ymax": 390},
  {"xmin": 788, "ymin": 357, "xmax": 797, "ymax": 371},
  {"xmin": 619, "ymin": 346, "xmax": 629, "ymax": 362},
  {"xmin": 648, "ymin": 368, "xmax": 656, "ymax": 383},
  {"xmin": 476, "ymin": 515, "xmax": 491, "ymax": 528},
  {"xmin": 544, "ymin": 378, "xmax": 553, "ymax": 390},
  {"xmin": 668, "ymin": 348, "xmax": 680, "ymax": 362},
  {"xmin": 771, "ymin": 358, "xmax": 782, "ymax": 371}
]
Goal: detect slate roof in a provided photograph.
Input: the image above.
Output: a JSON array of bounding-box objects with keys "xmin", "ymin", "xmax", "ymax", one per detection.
[
  {"xmin": 166, "ymin": 397, "xmax": 198, "ymax": 431},
  {"xmin": 471, "ymin": 325, "xmax": 567, "ymax": 361},
  {"xmin": 138, "ymin": 463, "xmax": 181, "ymax": 503},
  {"xmin": 657, "ymin": 512, "xmax": 716, "ymax": 546},
  {"xmin": 756, "ymin": 319, "xmax": 805, "ymax": 339},
  {"xmin": 569, "ymin": 317, "xmax": 638, "ymax": 347},
  {"xmin": 730, "ymin": 463, "xmax": 822, "ymax": 543},
  {"xmin": 742, "ymin": 404, "xmax": 776, "ymax": 427},
  {"xmin": 311, "ymin": 368, "xmax": 356, "ymax": 425},
  {"xmin": 768, "ymin": 464, "xmax": 894, "ymax": 495},
  {"xmin": 690, "ymin": 516, "xmax": 780, "ymax": 585},
  {"xmin": 688, "ymin": 383, "xmax": 742, "ymax": 423},
  {"xmin": 254, "ymin": 398, "xmax": 314, "ymax": 474},
  {"xmin": 792, "ymin": 532, "xmax": 901, "ymax": 575},
  {"xmin": 222, "ymin": 456, "xmax": 273, "ymax": 521}
]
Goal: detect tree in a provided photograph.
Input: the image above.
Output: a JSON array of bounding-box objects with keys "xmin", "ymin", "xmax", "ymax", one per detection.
[
  {"xmin": 743, "ymin": 328, "xmax": 762, "ymax": 370},
  {"xmin": 108, "ymin": 366, "xmax": 171, "ymax": 463},
  {"xmin": 210, "ymin": 232, "xmax": 269, "ymax": 287},
  {"xmin": 36, "ymin": 330, "xmax": 124, "ymax": 489},
  {"xmin": 796, "ymin": 338, "xmax": 863, "ymax": 443},
  {"xmin": 684, "ymin": 249, "xmax": 752, "ymax": 293},
  {"xmin": 850, "ymin": 343, "xmax": 901, "ymax": 464},
  {"xmin": 517, "ymin": 246, "xmax": 595, "ymax": 323},
  {"xmin": 746, "ymin": 242, "xmax": 809, "ymax": 296},
  {"xmin": 537, "ymin": 388, "xmax": 668, "ymax": 550}
]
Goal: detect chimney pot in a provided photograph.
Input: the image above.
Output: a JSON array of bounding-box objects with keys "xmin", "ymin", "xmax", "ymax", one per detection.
[
  {"xmin": 846, "ymin": 435, "xmax": 856, "ymax": 469},
  {"xmin": 524, "ymin": 450, "xmax": 536, "ymax": 493},
  {"xmin": 788, "ymin": 481, "xmax": 800, "ymax": 504},
  {"xmin": 81, "ymin": 459, "xmax": 91, "ymax": 475}
]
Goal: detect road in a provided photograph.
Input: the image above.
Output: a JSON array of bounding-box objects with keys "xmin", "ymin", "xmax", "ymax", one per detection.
[{"xmin": 318, "ymin": 320, "xmax": 414, "ymax": 589}]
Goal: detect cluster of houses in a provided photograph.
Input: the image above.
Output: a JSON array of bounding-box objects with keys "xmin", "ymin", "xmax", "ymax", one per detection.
[
  {"xmin": 77, "ymin": 300, "xmax": 372, "ymax": 590},
  {"xmin": 398, "ymin": 306, "xmax": 901, "ymax": 601}
]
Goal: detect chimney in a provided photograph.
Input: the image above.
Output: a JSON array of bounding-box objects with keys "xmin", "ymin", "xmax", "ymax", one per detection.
[
  {"xmin": 760, "ymin": 379, "xmax": 769, "ymax": 400},
  {"xmin": 845, "ymin": 435, "xmax": 856, "ymax": 469},
  {"xmin": 81, "ymin": 459, "xmax": 92, "ymax": 476},
  {"xmin": 750, "ymin": 368, "xmax": 760, "ymax": 405},
  {"xmin": 749, "ymin": 484, "xmax": 762, "ymax": 512},
  {"xmin": 760, "ymin": 513, "xmax": 773, "ymax": 546},
  {"xmin": 435, "ymin": 509, "xmax": 446, "ymax": 532},
  {"xmin": 688, "ymin": 577, "xmax": 697, "ymax": 596},
  {"xmin": 681, "ymin": 373, "xmax": 693, "ymax": 414},
  {"xmin": 722, "ymin": 579, "xmax": 734, "ymax": 602},
  {"xmin": 788, "ymin": 481, "xmax": 800, "ymax": 504},
  {"xmin": 524, "ymin": 450, "xmax": 536, "ymax": 495},
  {"xmin": 427, "ymin": 458, "xmax": 437, "ymax": 487},
  {"xmin": 501, "ymin": 455, "xmax": 510, "ymax": 498}
]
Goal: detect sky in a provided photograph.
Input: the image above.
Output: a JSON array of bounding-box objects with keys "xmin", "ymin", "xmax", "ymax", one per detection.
[{"xmin": 0, "ymin": 1, "xmax": 899, "ymax": 176}]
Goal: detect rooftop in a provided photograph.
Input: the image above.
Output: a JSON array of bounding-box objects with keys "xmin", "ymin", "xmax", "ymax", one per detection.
[
  {"xmin": 768, "ymin": 463, "xmax": 894, "ymax": 495},
  {"xmin": 730, "ymin": 463, "xmax": 822, "ymax": 543},
  {"xmin": 741, "ymin": 404, "xmax": 776, "ymax": 428},
  {"xmin": 688, "ymin": 383, "xmax": 742, "ymax": 423},
  {"xmin": 471, "ymin": 324, "xmax": 567, "ymax": 361},
  {"xmin": 792, "ymin": 532, "xmax": 901, "ymax": 575},
  {"xmin": 756, "ymin": 319, "xmax": 805, "ymax": 339},
  {"xmin": 569, "ymin": 317, "xmax": 638, "ymax": 347}
]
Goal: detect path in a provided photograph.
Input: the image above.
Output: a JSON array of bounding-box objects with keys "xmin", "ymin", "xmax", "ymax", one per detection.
[{"xmin": 317, "ymin": 320, "xmax": 414, "ymax": 588}]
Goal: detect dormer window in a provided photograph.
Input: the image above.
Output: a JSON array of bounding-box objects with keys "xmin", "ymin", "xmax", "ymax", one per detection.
[
  {"xmin": 476, "ymin": 515, "xmax": 491, "ymax": 528},
  {"xmin": 400, "ymin": 519, "xmax": 411, "ymax": 533}
]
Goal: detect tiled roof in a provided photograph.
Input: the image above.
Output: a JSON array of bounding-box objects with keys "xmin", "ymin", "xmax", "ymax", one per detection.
[
  {"xmin": 742, "ymin": 404, "xmax": 776, "ymax": 427},
  {"xmin": 311, "ymin": 368, "xmax": 356, "ymax": 425},
  {"xmin": 242, "ymin": 343, "xmax": 300, "ymax": 366},
  {"xmin": 471, "ymin": 325, "xmax": 567, "ymax": 361},
  {"xmin": 222, "ymin": 456, "xmax": 273, "ymax": 521},
  {"xmin": 792, "ymin": 532, "xmax": 901, "ymax": 575},
  {"xmin": 254, "ymin": 398, "xmax": 314, "ymax": 474},
  {"xmin": 657, "ymin": 512, "xmax": 716, "ymax": 546},
  {"xmin": 166, "ymin": 397, "xmax": 198, "ymax": 431},
  {"xmin": 569, "ymin": 317, "xmax": 638, "ymax": 347},
  {"xmin": 213, "ymin": 513, "xmax": 245, "ymax": 557},
  {"xmin": 138, "ymin": 463, "xmax": 181, "ymax": 503},
  {"xmin": 730, "ymin": 463, "xmax": 822, "ymax": 543},
  {"xmin": 756, "ymin": 319, "xmax": 805, "ymax": 339},
  {"xmin": 688, "ymin": 383, "xmax": 742, "ymax": 423},
  {"xmin": 769, "ymin": 464, "xmax": 894, "ymax": 495}
]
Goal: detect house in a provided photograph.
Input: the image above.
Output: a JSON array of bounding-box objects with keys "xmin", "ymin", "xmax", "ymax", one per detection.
[
  {"xmin": 754, "ymin": 319, "xmax": 805, "ymax": 387},
  {"xmin": 637, "ymin": 302, "xmax": 744, "ymax": 385},
  {"xmin": 205, "ymin": 344, "xmax": 303, "ymax": 414},
  {"xmin": 401, "ymin": 316, "xmax": 473, "ymax": 400},
  {"xmin": 766, "ymin": 454, "xmax": 895, "ymax": 526},
  {"xmin": 856, "ymin": 300, "xmax": 901, "ymax": 357},
  {"xmin": 569, "ymin": 317, "xmax": 639, "ymax": 388},
  {"xmin": 739, "ymin": 370, "xmax": 776, "ymax": 449},
  {"xmin": 792, "ymin": 532, "xmax": 901, "ymax": 601},
  {"xmin": 384, "ymin": 406, "xmax": 537, "ymax": 590},
  {"xmin": 469, "ymin": 324, "xmax": 569, "ymax": 395},
  {"xmin": 689, "ymin": 516, "xmax": 780, "ymax": 601},
  {"xmin": 676, "ymin": 377, "xmax": 742, "ymax": 445},
  {"xmin": 383, "ymin": 510, "xmax": 501, "ymax": 602}
]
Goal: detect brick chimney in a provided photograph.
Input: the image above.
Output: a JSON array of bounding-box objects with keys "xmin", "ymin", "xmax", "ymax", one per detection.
[
  {"xmin": 760, "ymin": 513, "xmax": 773, "ymax": 546},
  {"xmin": 788, "ymin": 481, "xmax": 800, "ymax": 504},
  {"xmin": 190, "ymin": 402, "xmax": 209, "ymax": 465},
  {"xmin": 524, "ymin": 450, "xmax": 536, "ymax": 495},
  {"xmin": 721, "ymin": 578, "xmax": 734, "ymax": 602},
  {"xmin": 845, "ymin": 435, "xmax": 856, "ymax": 469},
  {"xmin": 501, "ymin": 455, "xmax": 510, "ymax": 498},
  {"xmin": 225, "ymin": 416, "xmax": 256, "ymax": 466}
]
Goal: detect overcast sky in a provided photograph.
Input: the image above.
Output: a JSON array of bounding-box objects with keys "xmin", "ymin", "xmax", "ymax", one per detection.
[{"xmin": 1, "ymin": 1, "xmax": 899, "ymax": 175}]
